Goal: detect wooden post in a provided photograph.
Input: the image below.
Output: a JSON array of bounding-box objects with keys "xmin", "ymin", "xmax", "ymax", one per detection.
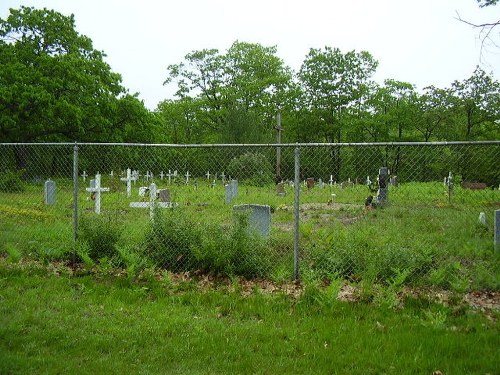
[{"xmin": 275, "ymin": 111, "xmax": 283, "ymax": 182}]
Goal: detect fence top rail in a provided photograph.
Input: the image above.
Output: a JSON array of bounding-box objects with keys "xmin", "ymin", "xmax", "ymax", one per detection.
[{"xmin": 1, "ymin": 141, "xmax": 499, "ymax": 148}]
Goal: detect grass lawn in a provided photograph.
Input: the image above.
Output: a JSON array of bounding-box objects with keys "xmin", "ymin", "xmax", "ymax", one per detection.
[{"xmin": 0, "ymin": 260, "xmax": 498, "ymax": 375}]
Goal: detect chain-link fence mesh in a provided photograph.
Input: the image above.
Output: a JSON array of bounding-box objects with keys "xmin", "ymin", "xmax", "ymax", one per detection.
[{"xmin": 1, "ymin": 142, "xmax": 499, "ymax": 289}]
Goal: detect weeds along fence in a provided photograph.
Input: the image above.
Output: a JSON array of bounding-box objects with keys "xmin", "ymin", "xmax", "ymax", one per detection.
[{"xmin": 0, "ymin": 142, "xmax": 499, "ymax": 289}]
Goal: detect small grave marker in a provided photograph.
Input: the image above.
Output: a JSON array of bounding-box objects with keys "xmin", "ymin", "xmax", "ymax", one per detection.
[
  {"xmin": 329, "ymin": 175, "xmax": 334, "ymax": 186},
  {"xmin": 233, "ymin": 204, "xmax": 271, "ymax": 237},
  {"xmin": 85, "ymin": 174, "xmax": 110, "ymax": 214},
  {"xmin": 185, "ymin": 171, "xmax": 191, "ymax": 185},
  {"xmin": 44, "ymin": 179, "xmax": 56, "ymax": 205},
  {"xmin": 160, "ymin": 171, "xmax": 165, "ymax": 180},
  {"xmin": 276, "ymin": 182, "xmax": 286, "ymax": 196},
  {"xmin": 81, "ymin": 171, "xmax": 88, "ymax": 182},
  {"xmin": 225, "ymin": 179, "xmax": 238, "ymax": 204},
  {"xmin": 377, "ymin": 167, "xmax": 389, "ymax": 206},
  {"xmin": 206, "ymin": 171, "xmax": 211, "ymax": 180}
]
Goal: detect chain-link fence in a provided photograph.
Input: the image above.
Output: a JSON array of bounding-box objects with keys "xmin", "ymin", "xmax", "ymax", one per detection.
[{"xmin": 1, "ymin": 142, "xmax": 499, "ymax": 289}]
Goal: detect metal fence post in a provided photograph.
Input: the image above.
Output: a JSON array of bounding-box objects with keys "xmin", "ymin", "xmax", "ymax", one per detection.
[
  {"xmin": 72, "ymin": 142, "xmax": 79, "ymax": 261},
  {"xmin": 293, "ymin": 145, "xmax": 300, "ymax": 280},
  {"xmin": 495, "ymin": 210, "xmax": 500, "ymax": 253}
]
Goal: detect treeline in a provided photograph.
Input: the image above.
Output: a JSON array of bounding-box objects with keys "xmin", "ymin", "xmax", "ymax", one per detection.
[{"xmin": 1, "ymin": 6, "xmax": 499, "ymax": 146}]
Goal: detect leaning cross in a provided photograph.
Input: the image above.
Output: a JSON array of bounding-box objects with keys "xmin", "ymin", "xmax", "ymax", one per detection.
[
  {"xmin": 129, "ymin": 183, "xmax": 176, "ymax": 219},
  {"xmin": 85, "ymin": 173, "xmax": 110, "ymax": 214}
]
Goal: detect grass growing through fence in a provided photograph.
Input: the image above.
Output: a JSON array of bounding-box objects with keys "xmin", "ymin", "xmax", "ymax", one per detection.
[
  {"xmin": 0, "ymin": 260, "xmax": 498, "ymax": 375},
  {"xmin": 0, "ymin": 180, "xmax": 499, "ymax": 289}
]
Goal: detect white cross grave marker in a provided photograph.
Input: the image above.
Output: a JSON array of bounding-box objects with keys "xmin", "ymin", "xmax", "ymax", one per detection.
[
  {"xmin": 85, "ymin": 173, "xmax": 110, "ymax": 214},
  {"xmin": 185, "ymin": 171, "xmax": 191, "ymax": 184},
  {"xmin": 129, "ymin": 183, "xmax": 177, "ymax": 219},
  {"xmin": 160, "ymin": 171, "xmax": 164, "ymax": 180},
  {"xmin": 206, "ymin": 171, "xmax": 211, "ymax": 180},
  {"xmin": 81, "ymin": 171, "xmax": 88, "ymax": 182},
  {"xmin": 221, "ymin": 172, "xmax": 226, "ymax": 184},
  {"xmin": 145, "ymin": 171, "xmax": 152, "ymax": 181},
  {"xmin": 329, "ymin": 175, "xmax": 334, "ymax": 186},
  {"xmin": 120, "ymin": 168, "xmax": 134, "ymax": 197}
]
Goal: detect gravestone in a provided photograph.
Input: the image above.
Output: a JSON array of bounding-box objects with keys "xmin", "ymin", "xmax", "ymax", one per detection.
[
  {"xmin": 276, "ymin": 182, "xmax": 286, "ymax": 196},
  {"xmin": 329, "ymin": 175, "xmax": 334, "ymax": 186},
  {"xmin": 377, "ymin": 167, "xmax": 389, "ymax": 206},
  {"xmin": 85, "ymin": 174, "xmax": 110, "ymax": 214},
  {"xmin": 81, "ymin": 171, "xmax": 88, "ymax": 182},
  {"xmin": 318, "ymin": 178, "xmax": 325, "ymax": 189},
  {"xmin": 479, "ymin": 212, "xmax": 486, "ymax": 225},
  {"xmin": 390, "ymin": 176, "xmax": 398, "ymax": 186},
  {"xmin": 462, "ymin": 182, "xmax": 487, "ymax": 190},
  {"xmin": 233, "ymin": 204, "xmax": 271, "ymax": 237},
  {"xmin": 225, "ymin": 179, "xmax": 238, "ymax": 204},
  {"xmin": 44, "ymin": 179, "xmax": 56, "ymax": 205},
  {"xmin": 306, "ymin": 178, "xmax": 315, "ymax": 189},
  {"xmin": 158, "ymin": 189, "xmax": 171, "ymax": 202},
  {"xmin": 185, "ymin": 171, "xmax": 191, "ymax": 185},
  {"xmin": 341, "ymin": 180, "xmax": 354, "ymax": 189}
]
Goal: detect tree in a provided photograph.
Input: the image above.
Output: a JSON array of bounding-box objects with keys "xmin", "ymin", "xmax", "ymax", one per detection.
[
  {"xmin": 450, "ymin": 66, "xmax": 500, "ymax": 140},
  {"xmin": 0, "ymin": 6, "xmax": 150, "ymax": 144},
  {"xmin": 298, "ymin": 47, "xmax": 378, "ymax": 143},
  {"xmin": 164, "ymin": 41, "xmax": 294, "ymax": 143}
]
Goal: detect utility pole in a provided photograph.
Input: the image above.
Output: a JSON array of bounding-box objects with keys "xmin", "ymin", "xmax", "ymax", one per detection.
[{"xmin": 275, "ymin": 111, "xmax": 283, "ymax": 182}]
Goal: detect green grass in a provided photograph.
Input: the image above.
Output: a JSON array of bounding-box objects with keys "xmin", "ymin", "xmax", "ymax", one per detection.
[
  {"xmin": 0, "ymin": 260, "xmax": 498, "ymax": 374},
  {"xmin": 1, "ymin": 180, "xmax": 499, "ymax": 288}
]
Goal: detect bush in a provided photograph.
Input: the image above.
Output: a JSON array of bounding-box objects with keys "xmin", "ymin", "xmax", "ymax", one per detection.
[
  {"xmin": 196, "ymin": 212, "xmax": 270, "ymax": 278},
  {"xmin": 0, "ymin": 170, "xmax": 25, "ymax": 193},
  {"xmin": 142, "ymin": 209, "xmax": 200, "ymax": 271},
  {"xmin": 79, "ymin": 214, "xmax": 122, "ymax": 261},
  {"xmin": 227, "ymin": 152, "xmax": 274, "ymax": 186}
]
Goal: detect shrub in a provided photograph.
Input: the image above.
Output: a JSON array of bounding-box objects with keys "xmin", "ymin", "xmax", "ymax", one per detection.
[
  {"xmin": 196, "ymin": 212, "xmax": 271, "ymax": 278},
  {"xmin": 142, "ymin": 209, "xmax": 200, "ymax": 271},
  {"xmin": 0, "ymin": 170, "xmax": 25, "ymax": 193},
  {"xmin": 227, "ymin": 152, "xmax": 274, "ymax": 186},
  {"xmin": 78, "ymin": 213, "xmax": 122, "ymax": 261}
]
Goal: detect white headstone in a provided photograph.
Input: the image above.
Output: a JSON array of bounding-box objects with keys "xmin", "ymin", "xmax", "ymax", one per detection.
[
  {"xmin": 479, "ymin": 212, "xmax": 486, "ymax": 226},
  {"xmin": 44, "ymin": 179, "xmax": 56, "ymax": 205}
]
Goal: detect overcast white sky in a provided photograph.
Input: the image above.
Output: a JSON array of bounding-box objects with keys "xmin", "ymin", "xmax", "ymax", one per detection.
[{"xmin": 2, "ymin": 0, "xmax": 499, "ymax": 109}]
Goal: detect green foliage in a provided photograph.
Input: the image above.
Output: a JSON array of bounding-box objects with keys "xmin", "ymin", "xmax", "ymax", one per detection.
[
  {"xmin": 0, "ymin": 171, "xmax": 25, "ymax": 193},
  {"xmin": 142, "ymin": 209, "xmax": 200, "ymax": 271},
  {"xmin": 5, "ymin": 243, "xmax": 22, "ymax": 263},
  {"xmin": 0, "ymin": 7, "xmax": 153, "ymax": 144},
  {"xmin": 197, "ymin": 212, "xmax": 270, "ymax": 278},
  {"xmin": 227, "ymin": 152, "xmax": 274, "ymax": 186},
  {"xmin": 78, "ymin": 214, "xmax": 122, "ymax": 262}
]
